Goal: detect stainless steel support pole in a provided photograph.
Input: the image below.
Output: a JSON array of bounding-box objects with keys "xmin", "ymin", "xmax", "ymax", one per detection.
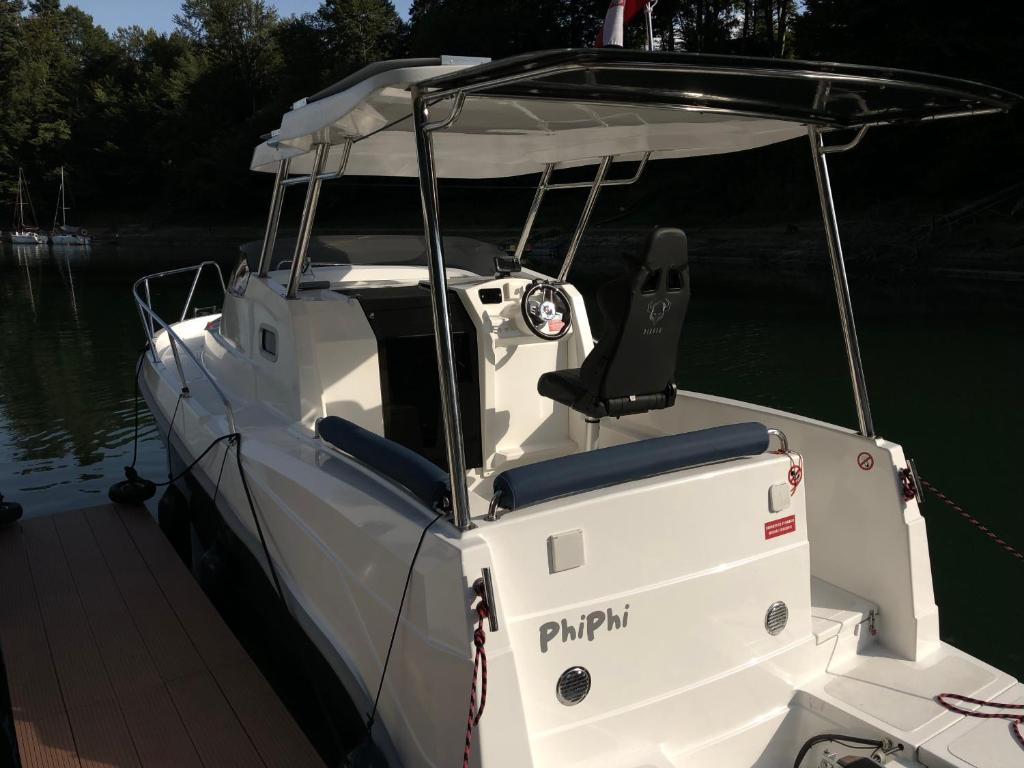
[
  {"xmin": 181, "ymin": 267, "xmax": 201, "ymax": 322},
  {"xmin": 258, "ymin": 158, "xmax": 290, "ymax": 277},
  {"xmin": 558, "ymin": 156, "xmax": 612, "ymax": 282},
  {"xmin": 808, "ymin": 126, "xmax": 875, "ymax": 437},
  {"xmin": 286, "ymin": 143, "xmax": 328, "ymax": 298},
  {"xmin": 644, "ymin": 2, "xmax": 656, "ymax": 50},
  {"xmin": 167, "ymin": 335, "xmax": 189, "ymax": 395},
  {"xmin": 143, "ymin": 279, "xmax": 157, "ymax": 352},
  {"xmin": 412, "ymin": 93, "xmax": 472, "ymax": 530},
  {"xmin": 513, "ymin": 163, "xmax": 554, "ymax": 263}
]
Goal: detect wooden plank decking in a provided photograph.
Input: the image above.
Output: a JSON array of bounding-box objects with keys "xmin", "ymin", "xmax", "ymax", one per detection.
[{"xmin": 0, "ymin": 504, "xmax": 326, "ymax": 768}]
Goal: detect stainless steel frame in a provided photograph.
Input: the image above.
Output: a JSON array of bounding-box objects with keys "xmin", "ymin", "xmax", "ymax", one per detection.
[
  {"xmin": 419, "ymin": 58, "xmax": 1013, "ymax": 122},
  {"xmin": 512, "ymin": 154, "xmax": 650, "ymax": 271},
  {"xmin": 411, "ymin": 91, "xmax": 473, "ymax": 530},
  {"xmin": 286, "ymin": 143, "xmax": 329, "ymax": 299},
  {"xmin": 257, "ymin": 158, "xmax": 290, "ymax": 277},
  {"xmin": 512, "ymin": 163, "xmax": 554, "ymax": 263},
  {"xmin": 808, "ymin": 126, "xmax": 875, "ymax": 436},
  {"xmin": 644, "ymin": 0, "xmax": 657, "ymax": 51},
  {"xmin": 559, "ymin": 156, "xmax": 612, "ymax": 282},
  {"xmin": 401, "ymin": 55, "xmax": 1016, "ymax": 529},
  {"xmin": 132, "ymin": 262, "xmax": 237, "ymax": 434}
]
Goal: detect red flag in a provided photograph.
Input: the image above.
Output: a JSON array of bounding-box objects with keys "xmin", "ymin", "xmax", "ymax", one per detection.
[{"xmin": 596, "ymin": 0, "xmax": 647, "ymax": 47}]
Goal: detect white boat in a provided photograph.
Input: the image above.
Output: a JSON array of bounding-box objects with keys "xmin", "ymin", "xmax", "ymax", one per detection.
[
  {"xmin": 9, "ymin": 167, "xmax": 44, "ymax": 244},
  {"xmin": 49, "ymin": 166, "xmax": 92, "ymax": 246},
  {"xmin": 131, "ymin": 52, "xmax": 1023, "ymax": 768}
]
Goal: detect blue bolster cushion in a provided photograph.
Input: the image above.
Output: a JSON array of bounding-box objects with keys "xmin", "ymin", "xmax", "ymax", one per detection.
[
  {"xmin": 317, "ymin": 416, "xmax": 451, "ymax": 511},
  {"xmin": 493, "ymin": 422, "xmax": 769, "ymax": 511}
]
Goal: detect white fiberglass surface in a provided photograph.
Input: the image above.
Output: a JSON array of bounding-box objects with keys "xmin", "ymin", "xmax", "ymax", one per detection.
[
  {"xmin": 252, "ymin": 85, "xmax": 806, "ymax": 179},
  {"xmin": 264, "ymin": 263, "xmax": 477, "ymax": 289}
]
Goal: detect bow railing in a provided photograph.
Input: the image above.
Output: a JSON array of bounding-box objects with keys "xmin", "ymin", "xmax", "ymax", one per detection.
[{"xmin": 132, "ymin": 261, "xmax": 237, "ymax": 433}]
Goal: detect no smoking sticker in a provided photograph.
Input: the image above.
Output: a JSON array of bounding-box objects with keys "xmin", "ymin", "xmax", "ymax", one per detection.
[{"xmin": 857, "ymin": 452, "xmax": 874, "ymax": 470}]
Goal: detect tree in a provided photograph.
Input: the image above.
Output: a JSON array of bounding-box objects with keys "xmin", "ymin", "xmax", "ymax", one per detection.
[
  {"xmin": 174, "ymin": 0, "xmax": 283, "ymax": 115},
  {"xmin": 407, "ymin": 0, "xmax": 606, "ymax": 58},
  {"xmin": 313, "ymin": 0, "xmax": 403, "ymax": 79}
]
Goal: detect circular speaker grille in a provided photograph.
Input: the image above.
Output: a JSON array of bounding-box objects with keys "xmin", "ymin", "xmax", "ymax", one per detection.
[
  {"xmin": 556, "ymin": 666, "xmax": 591, "ymax": 706},
  {"xmin": 765, "ymin": 601, "xmax": 789, "ymax": 635}
]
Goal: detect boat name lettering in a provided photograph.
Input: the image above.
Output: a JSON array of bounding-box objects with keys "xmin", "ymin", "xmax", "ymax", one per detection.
[{"xmin": 539, "ymin": 605, "xmax": 630, "ymax": 653}]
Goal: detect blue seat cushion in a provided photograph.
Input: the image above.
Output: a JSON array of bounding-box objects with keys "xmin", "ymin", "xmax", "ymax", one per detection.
[
  {"xmin": 317, "ymin": 416, "xmax": 451, "ymax": 511},
  {"xmin": 492, "ymin": 422, "xmax": 769, "ymax": 511}
]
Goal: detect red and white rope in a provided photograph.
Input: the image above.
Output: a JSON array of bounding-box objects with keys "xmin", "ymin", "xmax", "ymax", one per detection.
[
  {"xmin": 462, "ymin": 583, "xmax": 489, "ymax": 768},
  {"xmin": 936, "ymin": 692, "xmax": 1024, "ymax": 750},
  {"xmin": 921, "ymin": 478, "xmax": 1023, "ymax": 561}
]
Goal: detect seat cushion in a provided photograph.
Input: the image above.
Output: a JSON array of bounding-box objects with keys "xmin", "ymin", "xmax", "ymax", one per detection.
[
  {"xmin": 492, "ymin": 422, "xmax": 771, "ymax": 511},
  {"xmin": 539, "ymin": 369, "xmax": 677, "ymax": 419},
  {"xmin": 538, "ymin": 369, "xmax": 608, "ymax": 418},
  {"xmin": 316, "ymin": 416, "xmax": 451, "ymax": 511}
]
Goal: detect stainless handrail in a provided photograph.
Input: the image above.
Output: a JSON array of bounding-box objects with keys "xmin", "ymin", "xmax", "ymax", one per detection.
[
  {"xmin": 132, "ymin": 261, "xmax": 237, "ymax": 434},
  {"xmin": 512, "ymin": 153, "xmax": 650, "ymax": 265}
]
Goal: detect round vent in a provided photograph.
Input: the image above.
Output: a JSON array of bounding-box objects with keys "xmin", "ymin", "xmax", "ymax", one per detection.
[
  {"xmin": 556, "ymin": 666, "xmax": 591, "ymax": 706},
  {"xmin": 765, "ymin": 601, "xmax": 789, "ymax": 636}
]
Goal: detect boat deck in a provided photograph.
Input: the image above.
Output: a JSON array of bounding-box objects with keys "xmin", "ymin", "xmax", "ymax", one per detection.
[{"xmin": 0, "ymin": 503, "xmax": 325, "ymax": 768}]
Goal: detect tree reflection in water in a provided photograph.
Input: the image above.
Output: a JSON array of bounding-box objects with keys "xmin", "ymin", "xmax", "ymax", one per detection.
[{"xmin": 0, "ymin": 243, "xmax": 229, "ymax": 516}]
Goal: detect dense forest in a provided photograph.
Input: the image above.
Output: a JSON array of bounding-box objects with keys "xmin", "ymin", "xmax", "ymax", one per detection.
[{"xmin": 0, "ymin": 0, "xmax": 1022, "ymax": 226}]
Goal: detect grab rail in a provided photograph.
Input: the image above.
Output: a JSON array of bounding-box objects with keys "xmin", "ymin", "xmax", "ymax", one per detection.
[{"xmin": 132, "ymin": 262, "xmax": 237, "ymax": 433}]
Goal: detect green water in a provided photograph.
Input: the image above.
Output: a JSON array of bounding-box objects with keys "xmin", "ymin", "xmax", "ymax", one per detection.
[{"xmin": 1, "ymin": 240, "xmax": 1021, "ymax": 684}]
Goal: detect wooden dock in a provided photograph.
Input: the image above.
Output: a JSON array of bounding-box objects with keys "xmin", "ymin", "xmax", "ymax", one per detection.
[{"xmin": 0, "ymin": 504, "xmax": 326, "ymax": 768}]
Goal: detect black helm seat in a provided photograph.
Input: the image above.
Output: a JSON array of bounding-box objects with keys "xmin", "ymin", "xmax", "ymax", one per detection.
[{"xmin": 538, "ymin": 227, "xmax": 690, "ymax": 419}]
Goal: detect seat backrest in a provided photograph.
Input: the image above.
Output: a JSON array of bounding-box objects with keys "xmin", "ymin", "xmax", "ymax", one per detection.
[{"xmin": 580, "ymin": 227, "xmax": 690, "ymax": 401}]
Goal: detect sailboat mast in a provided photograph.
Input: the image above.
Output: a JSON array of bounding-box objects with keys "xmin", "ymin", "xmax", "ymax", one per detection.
[
  {"xmin": 53, "ymin": 166, "xmax": 68, "ymax": 230},
  {"xmin": 19, "ymin": 169, "xmax": 38, "ymax": 230},
  {"xmin": 61, "ymin": 167, "xmax": 69, "ymax": 224},
  {"xmin": 16, "ymin": 169, "xmax": 26, "ymax": 230}
]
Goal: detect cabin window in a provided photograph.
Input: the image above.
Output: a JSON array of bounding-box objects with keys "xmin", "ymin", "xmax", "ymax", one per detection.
[
  {"xmin": 227, "ymin": 255, "xmax": 250, "ymax": 297},
  {"xmin": 260, "ymin": 326, "xmax": 278, "ymax": 361}
]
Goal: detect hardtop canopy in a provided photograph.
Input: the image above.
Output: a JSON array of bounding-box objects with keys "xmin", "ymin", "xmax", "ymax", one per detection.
[{"xmin": 250, "ymin": 49, "xmax": 1020, "ymax": 180}]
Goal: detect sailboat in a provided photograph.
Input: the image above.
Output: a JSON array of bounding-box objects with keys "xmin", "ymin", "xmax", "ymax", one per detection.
[
  {"xmin": 49, "ymin": 166, "xmax": 91, "ymax": 246},
  {"xmin": 9, "ymin": 168, "xmax": 44, "ymax": 245}
]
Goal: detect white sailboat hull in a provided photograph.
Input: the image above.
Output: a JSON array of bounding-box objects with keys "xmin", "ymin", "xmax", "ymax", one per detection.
[{"xmin": 10, "ymin": 231, "xmax": 44, "ymax": 244}]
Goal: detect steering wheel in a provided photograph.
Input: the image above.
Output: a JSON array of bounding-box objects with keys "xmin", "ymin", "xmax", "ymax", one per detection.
[{"xmin": 520, "ymin": 281, "xmax": 572, "ymax": 340}]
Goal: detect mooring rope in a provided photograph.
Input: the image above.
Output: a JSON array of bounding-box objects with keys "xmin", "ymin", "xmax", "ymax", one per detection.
[
  {"xmin": 936, "ymin": 693, "xmax": 1024, "ymax": 750},
  {"xmin": 462, "ymin": 581, "xmax": 490, "ymax": 768},
  {"xmin": 920, "ymin": 478, "xmax": 1023, "ymax": 561}
]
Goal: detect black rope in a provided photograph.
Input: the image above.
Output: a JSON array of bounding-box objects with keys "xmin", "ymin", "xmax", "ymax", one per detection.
[
  {"xmin": 155, "ymin": 433, "xmax": 237, "ymax": 488},
  {"xmin": 793, "ymin": 734, "xmax": 891, "ymax": 767},
  {"xmin": 165, "ymin": 394, "xmax": 184, "ymax": 482},
  {"xmin": 128, "ymin": 346, "xmax": 346, "ymax": 758},
  {"xmin": 366, "ymin": 511, "xmax": 444, "ymax": 738},
  {"xmin": 128, "ymin": 345, "xmax": 149, "ymax": 469},
  {"xmin": 232, "ymin": 434, "xmax": 284, "ymax": 598},
  {"xmin": 231, "ymin": 434, "xmax": 345, "ymax": 756},
  {"xmin": 211, "ymin": 441, "xmax": 229, "ymax": 507}
]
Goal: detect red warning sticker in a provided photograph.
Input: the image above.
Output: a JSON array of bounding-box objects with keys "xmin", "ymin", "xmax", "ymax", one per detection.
[{"xmin": 764, "ymin": 514, "xmax": 797, "ymax": 540}]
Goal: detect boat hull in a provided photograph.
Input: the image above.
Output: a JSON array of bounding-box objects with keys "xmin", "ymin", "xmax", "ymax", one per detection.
[
  {"xmin": 10, "ymin": 231, "xmax": 44, "ymax": 244},
  {"xmin": 50, "ymin": 233, "xmax": 91, "ymax": 246},
  {"xmin": 136, "ymin": 310, "xmax": 1020, "ymax": 768}
]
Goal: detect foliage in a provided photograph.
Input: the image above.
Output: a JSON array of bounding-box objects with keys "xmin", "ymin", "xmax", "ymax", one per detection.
[{"xmin": 0, "ymin": 0, "xmax": 1019, "ymax": 224}]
